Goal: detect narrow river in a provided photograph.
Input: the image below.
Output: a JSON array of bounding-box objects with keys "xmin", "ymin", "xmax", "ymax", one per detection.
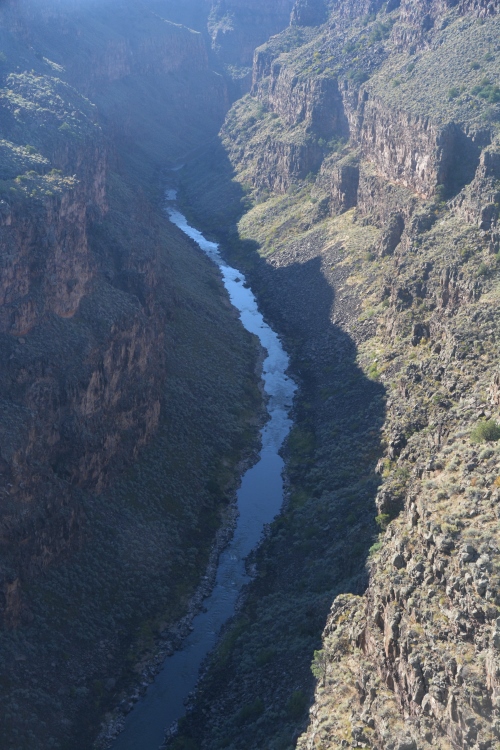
[{"xmin": 110, "ymin": 193, "xmax": 296, "ymax": 750}]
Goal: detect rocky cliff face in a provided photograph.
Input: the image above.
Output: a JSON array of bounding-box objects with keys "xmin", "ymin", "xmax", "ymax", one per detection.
[
  {"xmin": 3, "ymin": 0, "xmax": 229, "ymax": 161},
  {"xmin": 5, "ymin": 0, "xmax": 211, "ymax": 85},
  {"xmin": 290, "ymin": 0, "xmax": 328, "ymax": 27},
  {"xmin": 394, "ymin": 0, "xmax": 500, "ymax": 50},
  {"xmin": 168, "ymin": 1, "xmax": 500, "ymax": 749},
  {"xmin": 0, "ymin": 3, "xmax": 262, "ymax": 749},
  {"xmin": 243, "ymin": 1, "xmax": 496, "ymax": 201}
]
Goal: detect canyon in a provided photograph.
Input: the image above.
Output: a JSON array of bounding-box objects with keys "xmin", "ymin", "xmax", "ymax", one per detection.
[{"xmin": 1, "ymin": 1, "xmax": 500, "ymax": 750}]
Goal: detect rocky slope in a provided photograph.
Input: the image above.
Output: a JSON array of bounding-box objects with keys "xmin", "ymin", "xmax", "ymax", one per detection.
[
  {"xmin": 0, "ymin": 3, "xmax": 263, "ymax": 749},
  {"xmin": 168, "ymin": 1, "xmax": 500, "ymax": 749}
]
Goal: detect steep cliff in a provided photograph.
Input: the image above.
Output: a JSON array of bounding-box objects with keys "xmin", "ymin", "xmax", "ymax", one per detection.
[
  {"xmin": 168, "ymin": 1, "xmax": 500, "ymax": 749},
  {"xmin": 0, "ymin": 3, "xmax": 262, "ymax": 749}
]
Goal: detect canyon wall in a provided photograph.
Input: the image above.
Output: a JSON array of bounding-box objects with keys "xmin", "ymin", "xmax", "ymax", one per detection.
[
  {"xmin": 169, "ymin": 1, "xmax": 500, "ymax": 749},
  {"xmin": 0, "ymin": 3, "xmax": 262, "ymax": 749}
]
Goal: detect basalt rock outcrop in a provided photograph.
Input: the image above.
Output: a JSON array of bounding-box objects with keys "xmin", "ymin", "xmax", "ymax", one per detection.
[
  {"xmin": 394, "ymin": 0, "xmax": 500, "ymax": 51},
  {"xmin": 291, "ymin": 0, "xmax": 328, "ymax": 28}
]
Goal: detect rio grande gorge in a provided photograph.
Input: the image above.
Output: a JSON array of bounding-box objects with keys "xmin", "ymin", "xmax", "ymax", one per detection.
[{"xmin": 1, "ymin": 2, "xmax": 500, "ymax": 750}]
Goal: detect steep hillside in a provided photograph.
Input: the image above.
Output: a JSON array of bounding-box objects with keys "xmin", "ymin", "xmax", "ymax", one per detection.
[
  {"xmin": 170, "ymin": 1, "xmax": 500, "ymax": 749},
  {"xmin": 0, "ymin": 3, "xmax": 262, "ymax": 749}
]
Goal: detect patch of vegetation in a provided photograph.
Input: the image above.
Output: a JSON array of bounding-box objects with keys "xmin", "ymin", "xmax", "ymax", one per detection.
[
  {"xmin": 470, "ymin": 420, "xmax": 500, "ymax": 443},
  {"xmin": 473, "ymin": 81, "xmax": 500, "ymax": 103},
  {"xmin": 368, "ymin": 19, "xmax": 395, "ymax": 44}
]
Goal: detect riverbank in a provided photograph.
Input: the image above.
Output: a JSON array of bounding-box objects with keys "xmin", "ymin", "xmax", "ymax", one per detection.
[
  {"xmin": 95, "ymin": 502, "xmax": 240, "ymax": 749},
  {"xmin": 94, "ymin": 357, "xmax": 268, "ymax": 750}
]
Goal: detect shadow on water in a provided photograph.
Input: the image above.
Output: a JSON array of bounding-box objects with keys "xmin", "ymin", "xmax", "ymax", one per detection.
[{"xmin": 166, "ymin": 143, "xmax": 387, "ymax": 749}]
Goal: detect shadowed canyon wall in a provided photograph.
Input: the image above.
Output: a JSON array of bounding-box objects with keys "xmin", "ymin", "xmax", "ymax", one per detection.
[{"xmin": 0, "ymin": 2, "xmax": 266, "ymax": 748}]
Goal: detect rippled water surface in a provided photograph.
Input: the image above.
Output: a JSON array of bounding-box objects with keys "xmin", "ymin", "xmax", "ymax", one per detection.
[{"xmin": 111, "ymin": 194, "xmax": 296, "ymax": 750}]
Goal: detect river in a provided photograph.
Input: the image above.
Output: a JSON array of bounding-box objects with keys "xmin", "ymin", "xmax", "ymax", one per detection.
[{"xmin": 110, "ymin": 192, "xmax": 296, "ymax": 750}]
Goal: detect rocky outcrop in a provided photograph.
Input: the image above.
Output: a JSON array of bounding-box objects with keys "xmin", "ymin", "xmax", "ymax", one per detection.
[
  {"xmin": 393, "ymin": 0, "xmax": 459, "ymax": 51},
  {"xmin": 248, "ymin": 10, "xmax": 491, "ymax": 202},
  {"xmin": 460, "ymin": 0, "xmax": 500, "ymax": 15},
  {"xmin": 290, "ymin": 0, "xmax": 327, "ymax": 27},
  {"xmin": 299, "ymin": 431, "xmax": 500, "ymax": 750},
  {"xmin": 207, "ymin": 0, "xmax": 295, "ymax": 71},
  {"xmin": 356, "ymin": 168, "xmax": 417, "ymax": 226},
  {"xmin": 254, "ymin": 134, "xmax": 324, "ymax": 192},
  {"xmin": 452, "ymin": 146, "xmax": 500, "ymax": 230},
  {"xmin": 393, "ymin": 0, "xmax": 500, "ymax": 51},
  {"xmin": 260, "ymin": 67, "xmax": 349, "ymax": 139},
  {"xmin": 329, "ymin": 0, "xmax": 387, "ymax": 21},
  {"xmin": 317, "ymin": 153, "xmax": 360, "ymax": 214},
  {"xmin": 358, "ymin": 98, "xmax": 482, "ymax": 198}
]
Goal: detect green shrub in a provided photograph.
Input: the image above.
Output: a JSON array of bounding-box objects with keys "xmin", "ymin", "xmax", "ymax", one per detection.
[
  {"xmin": 448, "ymin": 87, "xmax": 459, "ymax": 101},
  {"xmin": 471, "ymin": 420, "xmax": 500, "ymax": 443},
  {"xmin": 343, "ymin": 41, "xmax": 357, "ymax": 54},
  {"xmin": 375, "ymin": 513, "xmax": 390, "ymax": 531},
  {"xmin": 434, "ymin": 184, "xmax": 446, "ymax": 203},
  {"xmin": 58, "ymin": 122, "xmax": 75, "ymax": 136},
  {"xmin": 477, "ymin": 262, "xmax": 489, "ymax": 276},
  {"xmin": 472, "ymin": 79, "xmax": 500, "ymax": 103},
  {"xmin": 347, "ymin": 69, "xmax": 369, "ymax": 85},
  {"xmin": 255, "ymin": 647, "xmax": 276, "ymax": 666},
  {"xmin": 369, "ymin": 20, "xmax": 394, "ymax": 44}
]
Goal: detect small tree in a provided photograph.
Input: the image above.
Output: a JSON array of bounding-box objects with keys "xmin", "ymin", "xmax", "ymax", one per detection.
[{"xmin": 311, "ymin": 649, "xmax": 328, "ymax": 686}]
